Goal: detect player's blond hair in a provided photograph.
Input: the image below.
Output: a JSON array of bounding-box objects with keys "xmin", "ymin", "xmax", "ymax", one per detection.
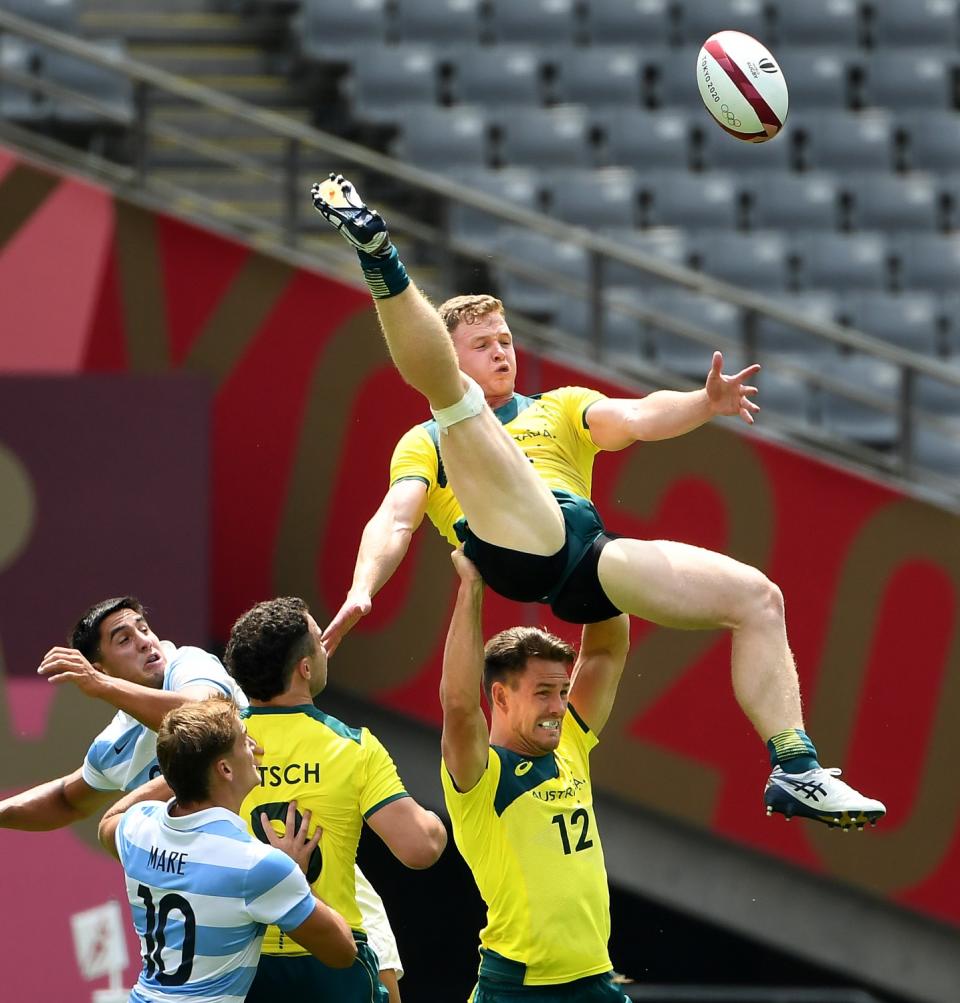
[
  {"xmin": 157, "ymin": 696, "xmax": 239, "ymax": 804},
  {"xmin": 438, "ymin": 294, "xmax": 505, "ymax": 333}
]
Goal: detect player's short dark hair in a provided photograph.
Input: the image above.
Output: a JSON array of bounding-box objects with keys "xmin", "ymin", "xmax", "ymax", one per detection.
[
  {"xmin": 483, "ymin": 627, "xmax": 575, "ymax": 706},
  {"xmin": 70, "ymin": 596, "xmax": 145, "ymax": 661},
  {"xmin": 438, "ymin": 293, "xmax": 505, "ymax": 333},
  {"xmin": 224, "ymin": 597, "xmax": 316, "ymax": 701},
  {"xmin": 156, "ymin": 696, "xmax": 238, "ymax": 805}
]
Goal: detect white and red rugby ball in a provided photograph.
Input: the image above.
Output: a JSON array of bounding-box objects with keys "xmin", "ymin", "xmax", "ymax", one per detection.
[{"xmin": 696, "ymin": 30, "xmax": 788, "ymax": 143}]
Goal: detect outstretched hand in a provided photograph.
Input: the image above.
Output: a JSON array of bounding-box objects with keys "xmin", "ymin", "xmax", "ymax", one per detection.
[
  {"xmin": 705, "ymin": 351, "xmax": 761, "ymax": 425},
  {"xmin": 321, "ymin": 589, "xmax": 373, "ymax": 657},
  {"xmin": 261, "ymin": 801, "xmax": 322, "ymax": 877}
]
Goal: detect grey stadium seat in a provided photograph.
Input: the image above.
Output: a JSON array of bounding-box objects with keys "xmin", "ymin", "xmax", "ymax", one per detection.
[
  {"xmin": 641, "ymin": 170, "xmax": 741, "ymax": 229},
  {"xmin": 599, "ymin": 227, "xmax": 690, "ymax": 286},
  {"xmin": 819, "ymin": 355, "xmax": 901, "ymax": 445},
  {"xmin": 296, "ymin": 0, "xmax": 389, "ymax": 62},
  {"xmin": 649, "ymin": 47, "xmax": 702, "ymax": 110},
  {"xmin": 584, "ymin": 0, "xmax": 675, "ymax": 47},
  {"xmin": 554, "ymin": 48, "xmax": 642, "ymax": 109},
  {"xmin": 748, "ymin": 172, "xmax": 841, "ymax": 231},
  {"xmin": 0, "ymin": 37, "xmax": 53, "ymax": 122},
  {"xmin": 912, "ymin": 424, "xmax": 960, "ymax": 477},
  {"xmin": 696, "ymin": 120, "xmax": 795, "ymax": 171},
  {"xmin": 848, "ymin": 173, "xmax": 941, "ymax": 232},
  {"xmin": 845, "ymin": 293, "xmax": 941, "ymax": 355},
  {"xmin": 496, "ymin": 106, "xmax": 593, "ymax": 168},
  {"xmin": 753, "ymin": 292, "xmax": 841, "ymax": 355},
  {"xmin": 43, "ymin": 40, "xmax": 133, "ymax": 126},
  {"xmin": 693, "ymin": 231, "xmax": 792, "ymax": 291},
  {"xmin": 446, "ymin": 168, "xmax": 541, "ymax": 250},
  {"xmin": 492, "ymin": 228, "xmax": 588, "ymax": 318},
  {"xmin": 394, "ymin": 0, "xmax": 483, "ymax": 44},
  {"xmin": 676, "ymin": 0, "xmax": 768, "ymax": 47},
  {"xmin": 869, "ymin": 0, "xmax": 959, "ymax": 47},
  {"xmin": 545, "ymin": 167, "xmax": 638, "ymax": 228},
  {"xmin": 392, "ymin": 106, "xmax": 489, "ymax": 168},
  {"xmin": 602, "ymin": 108, "xmax": 693, "ymax": 170},
  {"xmin": 796, "ymin": 112, "xmax": 895, "ymax": 171},
  {"xmin": 899, "ymin": 234, "xmax": 960, "ymax": 291},
  {"xmin": 451, "ymin": 46, "xmax": 542, "ymax": 108},
  {"xmin": 775, "ymin": 47, "xmax": 858, "ymax": 109},
  {"xmin": 0, "ymin": 0, "xmax": 76, "ymax": 30},
  {"xmin": 796, "ymin": 233, "xmax": 891, "ymax": 291},
  {"xmin": 770, "ymin": 0, "xmax": 861, "ymax": 47},
  {"xmin": 901, "ymin": 112, "xmax": 960, "ymax": 171},
  {"xmin": 641, "ymin": 288, "xmax": 744, "ymax": 376},
  {"xmin": 863, "ymin": 51, "xmax": 957, "ymax": 111},
  {"xmin": 345, "ymin": 46, "xmax": 438, "ymax": 123},
  {"xmin": 486, "ymin": 0, "xmax": 578, "ymax": 45},
  {"xmin": 914, "ymin": 371, "xmax": 960, "ymax": 416}
]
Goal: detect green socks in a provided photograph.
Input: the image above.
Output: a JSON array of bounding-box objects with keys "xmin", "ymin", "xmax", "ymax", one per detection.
[{"xmin": 767, "ymin": 728, "xmax": 820, "ymax": 774}]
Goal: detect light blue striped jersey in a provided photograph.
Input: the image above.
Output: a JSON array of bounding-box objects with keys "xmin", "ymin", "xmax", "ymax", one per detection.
[
  {"xmin": 83, "ymin": 646, "xmax": 247, "ymax": 793},
  {"xmin": 116, "ymin": 799, "xmax": 314, "ymax": 1003}
]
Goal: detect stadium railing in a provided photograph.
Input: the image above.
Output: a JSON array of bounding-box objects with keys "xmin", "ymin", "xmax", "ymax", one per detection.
[{"xmin": 0, "ymin": 7, "xmax": 957, "ymax": 511}]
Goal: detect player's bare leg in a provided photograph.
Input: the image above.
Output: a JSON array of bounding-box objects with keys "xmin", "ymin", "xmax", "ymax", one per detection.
[
  {"xmin": 597, "ymin": 537, "xmax": 800, "ymax": 739},
  {"xmin": 312, "ymin": 174, "xmax": 564, "ymax": 556},
  {"xmin": 597, "ymin": 537, "xmax": 885, "ymax": 829}
]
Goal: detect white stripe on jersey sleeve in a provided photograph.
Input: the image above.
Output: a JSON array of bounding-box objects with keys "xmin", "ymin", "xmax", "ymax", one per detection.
[{"xmin": 245, "ymin": 863, "xmax": 313, "ymax": 927}]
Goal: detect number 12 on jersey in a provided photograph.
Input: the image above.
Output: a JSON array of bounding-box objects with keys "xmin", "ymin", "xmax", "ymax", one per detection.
[{"xmin": 551, "ymin": 808, "xmax": 594, "ymax": 855}]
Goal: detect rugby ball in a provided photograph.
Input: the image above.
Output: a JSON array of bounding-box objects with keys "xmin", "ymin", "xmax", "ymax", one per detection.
[{"xmin": 696, "ymin": 30, "xmax": 788, "ymax": 143}]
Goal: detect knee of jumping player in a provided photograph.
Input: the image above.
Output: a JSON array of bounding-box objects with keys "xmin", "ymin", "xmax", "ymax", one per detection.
[
  {"xmin": 737, "ymin": 569, "xmax": 785, "ymax": 628},
  {"xmin": 430, "ymin": 373, "xmax": 486, "ymax": 432}
]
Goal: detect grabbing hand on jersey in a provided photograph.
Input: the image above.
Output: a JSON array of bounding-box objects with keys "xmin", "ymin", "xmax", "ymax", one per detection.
[{"xmin": 261, "ymin": 801, "xmax": 323, "ymax": 877}]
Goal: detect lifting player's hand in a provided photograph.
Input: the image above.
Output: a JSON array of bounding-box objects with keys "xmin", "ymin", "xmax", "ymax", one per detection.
[
  {"xmin": 321, "ymin": 588, "xmax": 373, "ymax": 658},
  {"xmin": 37, "ymin": 646, "xmax": 105, "ymax": 696},
  {"xmin": 705, "ymin": 350, "xmax": 761, "ymax": 425},
  {"xmin": 310, "ymin": 173, "xmax": 392, "ymax": 257},
  {"xmin": 261, "ymin": 801, "xmax": 322, "ymax": 878},
  {"xmin": 450, "ymin": 548, "xmax": 482, "ymax": 587}
]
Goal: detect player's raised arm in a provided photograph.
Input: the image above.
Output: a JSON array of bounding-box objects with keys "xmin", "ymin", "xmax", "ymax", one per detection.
[
  {"xmin": 97, "ymin": 775, "xmax": 173, "ymax": 858},
  {"xmin": 439, "ymin": 551, "xmax": 491, "ymax": 794},
  {"xmin": 586, "ymin": 351, "xmax": 761, "ymax": 451},
  {"xmin": 568, "ymin": 615, "xmax": 631, "ymax": 737},
  {"xmin": 0, "ymin": 766, "xmax": 118, "ymax": 831},
  {"xmin": 323, "ymin": 478, "xmax": 428, "ymax": 656}
]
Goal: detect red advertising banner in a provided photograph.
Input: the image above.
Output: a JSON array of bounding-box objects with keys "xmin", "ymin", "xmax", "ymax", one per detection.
[{"xmin": 0, "ymin": 147, "xmax": 957, "ymax": 1001}]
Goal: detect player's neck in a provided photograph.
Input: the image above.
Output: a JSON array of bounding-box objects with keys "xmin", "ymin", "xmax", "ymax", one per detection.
[
  {"xmin": 486, "ymin": 391, "xmax": 514, "ymax": 410},
  {"xmin": 250, "ymin": 684, "xmax": 313, "ymax": 708}
]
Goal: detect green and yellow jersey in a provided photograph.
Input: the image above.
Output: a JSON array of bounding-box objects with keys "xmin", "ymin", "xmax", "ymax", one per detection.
[
  {"xmin": 440, "ymin": 705, "xmax": 611, "ymax": 987},
  {"xmin": 390, "ymin": 387, "xmax": 606, "ymax": 547},
  {"xmin": 240, "ymin": 705, "xmax": 408, "ymax": 955}
]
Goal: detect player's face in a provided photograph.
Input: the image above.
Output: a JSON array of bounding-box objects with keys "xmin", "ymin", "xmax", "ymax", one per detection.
[
  {"xmin": 305, "ymin": 614, "xmax": 328, "ymax": 697},
  {"xmin": 95, "ymin": 609, "xmax": 166, "ymax": 687},
  {"xmin": 499, "ymin": 658, "xmax": 570, "ymax": 756},
  {"xmin": 226, "ymin": 721, "xmax": 263, "ymax": 797},
  {"xmin": 450, "ymin": 312, "xmax": 517, "ymax": 401}
]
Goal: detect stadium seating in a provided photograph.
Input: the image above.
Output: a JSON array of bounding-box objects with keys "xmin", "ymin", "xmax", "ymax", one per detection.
[
  {"xmin": 0, "ymin": 0, "xmax": 76, "ymax": 31},
  {"xmin": 676, "ymin": 0, "xmax": 766, "ymax": 47},
  {"xmin": 693, "ymin": 231, "xmax": 792, "ymax": 291},
  {"xmin": 496, "ymin": 105, "xmax": 593, "ymax": 168},
  {"xmin": 868, "ymin": 0, "xmax": 959, "ymax": 47},
  {"xmin": 601, "ymin": 109, "xmax": 692, "ymax": 169},
  {"xmin": 545, "ymin": 167, "xmax": 638, "ymax": 228},
  {"xmin": 392, "ymin": 106, "xmax": 490, "ymax": 168},
  {"xmin": 862, "ymin": 50, "xmax": 957, "ymax": 111},
  {"xmin": 553, "ymin": 48, "xmax": 643, "ymax": 109},
  {"xmin": 486, "ymin": 0, "xmax": 579, "ymax": 46},
  {"xmin": 345, "ymin": 46, "xmax": 438, "ymax": 123},
  {"xmin": 296, "ymin": 0, "xmax": 389, "ymax": 61},
  {"xmin": 796, "ymin": 233, "xmax": 891, "ymax": 291},
  {"xmin": 753, "ymin": 292, "xmax": 841, "ymax": 355},
  {"xmin": 848, "ymin": 173, "xmax": 941, "ymax": 232},
  {"xmin": 770, "ymin": 0, "xmax": 861, "ymax": 47},
  {"xmin": 451, "ymin": 45, "xmax": 543, "ymax": 108},
  {"xmin": 748, "ymin": 172, "xmax": 841, "ymax": 231},
  {"xmin": 641, "ymin": 170, "xmax": 740, "ymax": 230},
  {"xmin": 394, "ymin": 0, "xmax": 483, "ymax": 45},
  {"xmin": 845, "ymin": 293, "xmax": 941, "ymax": 355},
  {"xmin": 582, "ymin": 0, "xmax": 675, "ymax": 47},
  {"xmin": 446, "ymin": 167, "xmax": 541, "ymax": 250}
]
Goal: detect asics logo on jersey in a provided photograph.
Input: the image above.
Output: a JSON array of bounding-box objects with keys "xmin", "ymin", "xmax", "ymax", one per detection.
[{"xmin": 515, "ymin": 761, "xmax": 533, "ymax": 776}]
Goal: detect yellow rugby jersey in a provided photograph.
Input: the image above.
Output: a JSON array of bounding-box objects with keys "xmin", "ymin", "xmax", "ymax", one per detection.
[
  {"xmin": 390, "ymin": 387, "xmax": 606, "ymax": 547},
  {"xmin": 240, "ymin": 704, "xmax": 408, "ymax": 955},
  {"xmin": 440, "ymin": 705, "xmax": 611, "ymax": 987}
]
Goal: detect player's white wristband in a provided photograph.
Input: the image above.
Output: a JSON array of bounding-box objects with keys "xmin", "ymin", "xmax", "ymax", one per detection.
[{"xmin": 431, "ymin": 374, "xmax": 486, "ymax": 432}]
